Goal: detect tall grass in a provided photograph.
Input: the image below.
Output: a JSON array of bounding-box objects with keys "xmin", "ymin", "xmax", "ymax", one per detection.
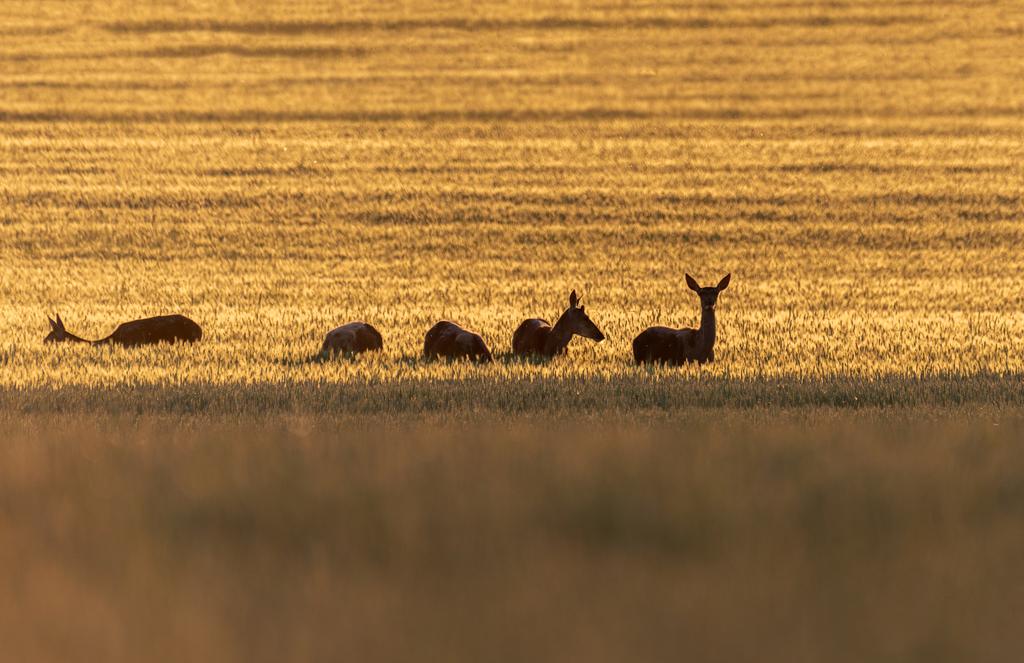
[
  {"xmin": 2, "ymin": 410, "xmax": 1023, "ymax": 662},
  {"xmin": 2, "ymin": 117, "xmax": 1023, "ymax": 409}
]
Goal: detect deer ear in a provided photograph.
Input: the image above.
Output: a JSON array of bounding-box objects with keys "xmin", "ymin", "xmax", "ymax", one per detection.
[
  {"xmin": 569, "ymin": 290, "xmax": 578, "ymax": 308},
  {"xmin": 47, "ymin": 315, "xmax": 59, "ymax": 332},
  {"xmin": 685, "ymin": 274, "xmax": 700, "ymax": 291},
  {"xmin": 716, "ymin": 274, "xmax": 731, "ymax": 291},
  {"xmin": 56, "ymin": 313, "xmax": 65, "ymax": 330}
]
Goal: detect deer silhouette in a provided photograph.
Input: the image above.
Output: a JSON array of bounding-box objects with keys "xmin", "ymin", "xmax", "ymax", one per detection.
[
  {"xmin": 512, "ymin": 290, "xmax": 605, "ymax": 357},
  {"xmin": 632, "ymin": 273, "xmax": 730, "ymax": 366},
  {"xmin": 321, "ymin": 321, "xmax": 383, "ymax": 356},
  {"xmin": 44, "ymin": 313, "xmax": 202, "ymax": 347},
  {"xmin": 424, "ymin": 321, "xmax": 493, "ymax": 363}
]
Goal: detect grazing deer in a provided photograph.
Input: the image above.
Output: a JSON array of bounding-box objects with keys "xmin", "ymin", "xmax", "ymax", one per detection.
[
  {"xmin": 512, "ymin": 290, "xmax": 605, "ymax": 357},
  {"xmin": 632, "ymin": 273, "xmax": 730, "ymax": 366},
  {"xmin": 43, "ymin": 314, "xmax": 91, "ymax": 344},
  {"xmin": 423, "ymin": 321, "xmax": 493, "ymax": 363},
  {"xmin": 44, "ymin": 313, "xmax": 202, "ymax": 347},
  {"xmin": 321, "ymin": 321, "xmax": 383, "ymax": 356}
]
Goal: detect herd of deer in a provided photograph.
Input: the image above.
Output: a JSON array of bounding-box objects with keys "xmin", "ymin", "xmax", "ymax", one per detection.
[{"xmin": 44, "ymin": 274, "xmax": 731, "ymax": 366}]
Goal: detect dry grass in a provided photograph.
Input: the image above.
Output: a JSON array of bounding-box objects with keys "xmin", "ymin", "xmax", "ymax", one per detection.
[
  {"xmin": 1, "ymin": 116, "xmax": 1023, "ymax": 397},
  {"xmin": 2, "ymin": 410, "xmax": 1024, "ymax": 662},
  {"xmin": 2, "ymin": 0, "xmax": 1023, "ymax": 398}
]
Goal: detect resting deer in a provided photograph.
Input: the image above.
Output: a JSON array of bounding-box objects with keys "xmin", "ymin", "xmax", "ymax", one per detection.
[
  {"xmin": 512, "ymin": 290, "xmax": 605, "ymax": 357},
  {"xmin": 632, "ymin": 273, "xmax": 730, "ymax": 366},
  {"xmin": 321, "ymin": 321, "xmax": 383, "ymax": 356},
  {"xmin": 44, "ymin": 313, "xmax": 203, "ymax": 347},
  {"xmin": 424, "ymin": 321, "xmax": 493, "ymax": 363}
]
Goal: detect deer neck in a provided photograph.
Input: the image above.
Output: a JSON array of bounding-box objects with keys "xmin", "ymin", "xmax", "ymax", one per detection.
[
  {"xmin": 65, "ymin": 332, "xmax": 93, "ymax": 344},
  {"xmin": 544, "ymin": 311, "xmax": 575, "ymax": 355},
  {"xmin": 697, "ymin": 306, "xmax": 717, "ymax": 357}
]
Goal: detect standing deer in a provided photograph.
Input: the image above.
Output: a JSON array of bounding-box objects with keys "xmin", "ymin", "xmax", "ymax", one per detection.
[
  {"xmin": 632, "ymin": 273, "xmax": 730, "ymax": 366},
  {"xmin": 44, "ymin": 313, "xmax": 202, "ymax": 347},
  {"xmin": 321, "ymin": 321, "xmax": 383, "ymax": 356},
  {"xmin": 423, "ymin": 321, "xmax": 493, "ymax": 363},
  {"xmin": 512, "ymin": 290, "xmax": 605, "ymax": 357}
]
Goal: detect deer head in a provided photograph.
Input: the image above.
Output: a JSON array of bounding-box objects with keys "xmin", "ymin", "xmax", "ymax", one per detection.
[
  {"xmin": 685, "ymin": 274, "xmax": 731, "ymax": 312},
  {"xmin": 44, "ymin": 314, "xmax": 67, "ymax": 343},
  {"xmin": 564, "ymin": 290, "xmax": 605, "ymax": 342},
  {"xmin": 43, "ymin": 313, "xmax": 89, "ymax": 344}
]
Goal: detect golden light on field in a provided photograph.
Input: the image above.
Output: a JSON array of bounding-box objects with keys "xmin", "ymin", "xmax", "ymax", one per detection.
[
  {"xmin": 2, "ymin": 1, "xmax": 1024, "ymax": 661},
  {"xmin": 3, "ymin": 116, "xmax": 1024, "ymax": 401}
]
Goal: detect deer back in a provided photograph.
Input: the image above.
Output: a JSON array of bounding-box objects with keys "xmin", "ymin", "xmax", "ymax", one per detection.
[
  {"xmin": 97, "ymin": 315, "xmax": 202, "ymax": 347},
  {"xmin": 633, "ymin": 326, "xmax": 683, "ymax": 365},
  {"xmin": 321, "ymin": 321, "xmax": 383, "ymax": 355},
  {"xmin": 512, "ymin": 318, "xmax": 552, "ymax": 355},
  {"xmin": 424, "ymin": 321, "xmax": 492, "ymax": 362}
]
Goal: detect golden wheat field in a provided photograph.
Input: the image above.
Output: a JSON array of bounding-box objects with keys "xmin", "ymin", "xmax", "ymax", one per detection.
[{"xmin": 2, "ymin": 0, "xmax": 1024, "ymax": 660}]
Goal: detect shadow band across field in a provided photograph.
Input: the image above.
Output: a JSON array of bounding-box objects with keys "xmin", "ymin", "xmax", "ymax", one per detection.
[
  {"xmin": 96, "ymin": 15, "xmax": 935, "ymax": 35},
  {"xmin": 5, "ymin": 371, "xmax": 1024, "ymax": 416},
  {"xmin": 7, "ymin": 107, "xmax": 1024, "ymax": 124}
]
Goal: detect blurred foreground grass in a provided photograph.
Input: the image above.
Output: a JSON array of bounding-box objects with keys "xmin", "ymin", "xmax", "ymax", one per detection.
[{"xmin": 2, "ymin": 409, "xmax": 1023, "ymax": 662}]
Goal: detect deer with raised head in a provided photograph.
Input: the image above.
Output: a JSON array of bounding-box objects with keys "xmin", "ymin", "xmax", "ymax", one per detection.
[
  {"xmin": 632, "ymin": 273, "xmax": 730, "ymax": 366},
  {"xmin": 321, "ymin": 321, "xmax": 383, "ymax": 356},
  {"xmin": 512, "ymin": 290, "xmax": 605, "ymax": 357},
  {"xmin": 423, "ymin": 321, "xmax": 493, "ymax": 363},
  {"xmin": 44, "ymin": 313, "xmax": 203, "ymax": 347}
]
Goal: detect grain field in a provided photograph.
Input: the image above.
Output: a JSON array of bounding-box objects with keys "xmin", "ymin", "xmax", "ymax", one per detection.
[{"xmin": 2, "ymin": 1, "xmax": 1024, "ymax": 660}]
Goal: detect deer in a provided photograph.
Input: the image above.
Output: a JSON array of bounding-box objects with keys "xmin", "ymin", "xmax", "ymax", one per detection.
[
  {"xmin": 512, "ymin": 290, "xmax": 605, "ymax": 357},
  {"xmin": 423, "ymin": 321, "xmax": 493, "ymax": 363},
  {"xmin": 44, "ymin": 313, "xmax": 203, "ymax": 347},
  {"xmin": 321, "ymin": 321, "xmax": 383, "ymax": 356},
  {"xmin": 632, "ymin": 273, "xmax": 730, "ymax": 366}
]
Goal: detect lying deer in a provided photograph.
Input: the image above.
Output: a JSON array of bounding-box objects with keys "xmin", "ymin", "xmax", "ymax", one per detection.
[
  {"xmin": 632, "ymin": 273, "xmax": 730, "ymax": 365},
  {"xmin": 424, "ymin": 321, "xmax": 493, "ymax": 363},
  {"xmin": 512, "ymin": 290, "xmax": 605, "ymax": 357},
  {"xmin": 44, "ymin": 313, "xmax": 203, "ymax": 347},
  {"xmin": 321, "ymin": 321, "xmax": 383, "ymax": 356}
]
